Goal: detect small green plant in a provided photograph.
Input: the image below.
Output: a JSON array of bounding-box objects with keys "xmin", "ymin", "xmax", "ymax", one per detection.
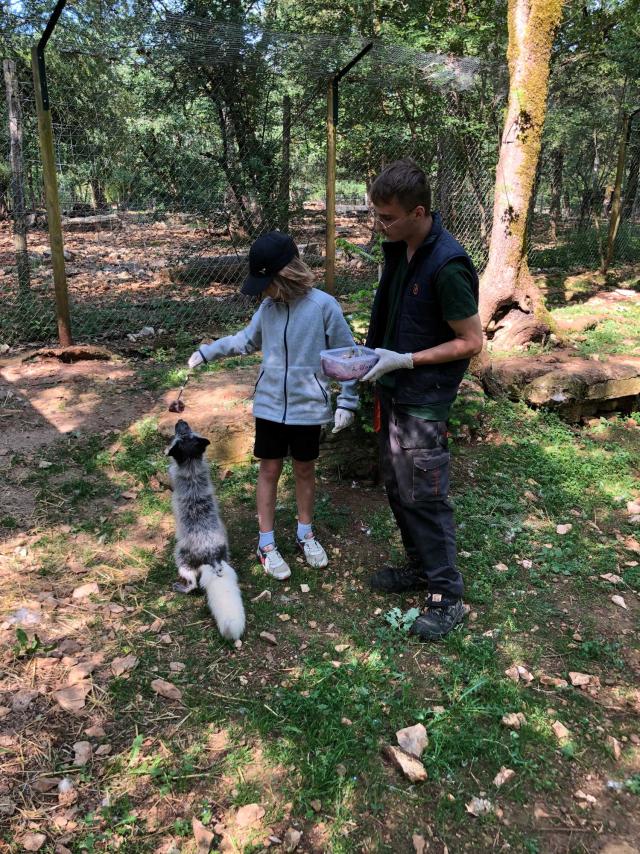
[
  {"xmin": 626, "ymin": 774, "xmax": 640, "ymax": 795},
  {"xmin": 384, "ymin": 607, "xmax": 421, "ymax": 632},
  {"xmin": 13, "ymin": 628, "xmax": 52, "ymax": 658}
]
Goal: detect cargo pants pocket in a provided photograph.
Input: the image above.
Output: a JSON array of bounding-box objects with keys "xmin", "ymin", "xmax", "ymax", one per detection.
[{"xmin": 412, "ymin": 450, "xmax": 451, "ymax": 502}]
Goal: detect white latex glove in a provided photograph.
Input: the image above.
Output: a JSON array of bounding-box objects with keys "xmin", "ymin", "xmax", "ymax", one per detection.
[
  {"xmin": 188, "ymin": 350, "xmax": 205, "ymax": 369},
  {"xmin": 361, "ymin": 348, "xmax": 413, "ymax": 382},
  {"xmin": 332, "ymin": 407, "xmax": 355, "ymax": 434}
]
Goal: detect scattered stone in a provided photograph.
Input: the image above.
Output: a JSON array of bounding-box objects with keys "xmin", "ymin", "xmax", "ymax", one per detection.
[
  {"xmin": 192, "ymin": 817, "xmax": 214, "ymax": 854},
  {"xmin": 84, "ymin": 725, "xmax": 105, "ymax": 738},
  {"xmin": 395, "ymin": 723, "xmax": 428, "ymax": 758},
  {"xmin": 607, "ymin": 735, "xmax": 622, "ymax": 761},
  {"xmin": 278, "ymin": 613, "xmax": 291, "ymax": 622},
  {"xmin": 169, "ymin": 661, "xmax": 186, "ymax": 672},
  {"xmin": 501, "ymin": 712, "xmax": 527, "ymax": 730},
  {"xmin": 574, "ymin": 789, "xmax": 597, "ymax": 804},
  {"xmin": 260, "ymin": 631, "xmax": 277, "ymax": 645},
  {"xmin": 252, "ymin": 590, "xmax": 272, "ymax": 603},
  {"xmin": 494, "ymin": 562, "xmax": 509, "ymax": 573},
  {"xmin": 283, "ymin": 827, "xmax": 302, "ymax": 852},
  {"xmin": 382, "ymin": 745, "xmax": 427, "ymax": 782},
  {"xmin": 151, "ymin": 679, "xmax": 182, "ymax": 701},
  {"xmin": 505, "ymin": 664, "xmax": 533, "ymax": 683},
  {"xmin": 556, "ymin": 523, "xmax": 573, "ymax": 535},
  {"xmin": 552, "ymin": 720, "xmax": 571, "ymax": 741},
  {"xmin": 300, "ymin": 584, "xmax": 310, "ymax": 593},
  {"xmin": 465, "ymin": 797, "xmax": 493, "ymax": 817},
  {"xmin": 73, "ymin": 741, "xmax": 92, "ymax": 766},
  {"xmin": 611, "ymin": 595, "xmax": 628, "ymax": 609},
  {"xmin": 493, "ymin": 766, "xmax": 516, "ymax": 787},
  {"xmin": 569, "ymin": 672, "xmax": 592, "ymax": 687},
  {"xmin": 11, "ymin": 689, "xmax": 38, "ymax": 712},
  {"xmin": 334, "ymin": 643, "xmax": 350, "ymax": 653},
  {"xmin": 235, "ymin": 803, "xmax": 265, "ymax": 827},
  {"xmin": 310, "ymin": 800, "xmax": 322, "ymax": 813},
  {"xmin": 95, "ymin": 744, "xmax": 112, "ymax": 756},
  {"xmin": 72, "ymin": 582, "xmax": 99, "ymax": 600}
]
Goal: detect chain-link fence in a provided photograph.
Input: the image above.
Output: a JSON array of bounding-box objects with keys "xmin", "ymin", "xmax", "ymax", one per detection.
[{"xmin": 1, "ymin": 14, "xmax": 639, "ymax": 348}]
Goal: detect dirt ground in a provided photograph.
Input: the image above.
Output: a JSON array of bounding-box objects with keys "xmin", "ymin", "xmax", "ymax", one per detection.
[{"xmin": 1, "ymin": 342, "xmax": 639, "ymax": 853}]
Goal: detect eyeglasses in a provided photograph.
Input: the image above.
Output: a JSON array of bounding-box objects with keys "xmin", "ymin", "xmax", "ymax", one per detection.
[{"xmin": 370, "ymin": 206, "xmax": 417, "ymax": 231}]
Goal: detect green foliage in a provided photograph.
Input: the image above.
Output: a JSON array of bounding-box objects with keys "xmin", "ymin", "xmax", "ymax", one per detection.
[
  {"xmin": 384, "ymin": 606, "xmax": 421, "ymax": 632},
  {"xmin": 13, "ymin": 628, "xmax": 51, "ymax": 658}
]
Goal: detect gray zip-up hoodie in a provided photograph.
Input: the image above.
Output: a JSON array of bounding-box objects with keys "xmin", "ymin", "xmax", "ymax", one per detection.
[{"xmin": 198, "ymin": 288, "xmax": 359, "ymax": 425}]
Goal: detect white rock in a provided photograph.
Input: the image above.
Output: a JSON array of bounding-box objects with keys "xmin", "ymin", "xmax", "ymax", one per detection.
[{"xmin": 395, "ymin": 723, "xmax": 428, "ymax": 758}]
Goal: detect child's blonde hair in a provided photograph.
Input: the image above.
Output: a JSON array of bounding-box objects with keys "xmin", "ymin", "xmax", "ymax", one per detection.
[{"xmin": 269, "ymin": 257, "xmax": 316, "ymax": 302}]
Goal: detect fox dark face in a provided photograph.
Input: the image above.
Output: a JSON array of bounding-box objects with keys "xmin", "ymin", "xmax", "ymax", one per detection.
[{"xmin": 167, "ymin": 419, "xmax": 210, "ymax": 464}]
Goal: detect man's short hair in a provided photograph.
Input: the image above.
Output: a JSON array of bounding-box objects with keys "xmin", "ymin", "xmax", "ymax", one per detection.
[{"xmin": 370, "ymin": 158, "xmax": 431, "ymax": 214}]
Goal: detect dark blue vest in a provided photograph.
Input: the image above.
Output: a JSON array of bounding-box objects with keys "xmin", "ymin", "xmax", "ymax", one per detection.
[{"xmin": 366, "ymin": 212, "xmax": 479, "ymax": 406}]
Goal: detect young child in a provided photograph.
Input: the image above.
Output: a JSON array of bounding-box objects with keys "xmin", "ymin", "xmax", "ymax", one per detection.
[{"xmin": 188, "ymin": 231, "xmax": 359, "ymax": 580}]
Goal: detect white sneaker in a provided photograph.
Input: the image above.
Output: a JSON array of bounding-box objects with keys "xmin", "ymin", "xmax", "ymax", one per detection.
[
  {"xmin": 297, "ymin": 534, "xmax": 328, "ymax": 569},
  {"xmin": 257, "ymin": 544, "xmax": 291, "ymax": 580}
]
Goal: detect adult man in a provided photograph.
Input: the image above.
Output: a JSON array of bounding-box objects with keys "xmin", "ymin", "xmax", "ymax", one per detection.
[{"xmin": 361, "ymin": 159, "xmax": 483, "ymax": 640}]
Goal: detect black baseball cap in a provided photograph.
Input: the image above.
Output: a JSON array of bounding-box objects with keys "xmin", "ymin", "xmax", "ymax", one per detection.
[{"xmin": 241, "ymin": 231, "xmax": 299, "ymax": 296}]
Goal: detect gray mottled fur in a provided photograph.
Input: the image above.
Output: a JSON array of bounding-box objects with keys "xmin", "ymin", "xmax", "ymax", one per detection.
[{"xmin": 167, "ymin": 420, "xmax": 245, "ymax": 640}]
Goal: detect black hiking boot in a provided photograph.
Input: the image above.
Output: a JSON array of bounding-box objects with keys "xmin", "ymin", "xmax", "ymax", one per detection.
[
  {"xmin": 368, "ymin": 562, "xmax": 430, "ymax": 593},
  {"xmin": 409, "ymin": 595, "xmax": 465, "ymax": 641}
]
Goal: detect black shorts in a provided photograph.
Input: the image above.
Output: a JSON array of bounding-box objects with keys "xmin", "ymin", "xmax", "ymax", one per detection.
[{"xmin": 254, "ymin": 418, "xmax": 322, "ymax": 462}]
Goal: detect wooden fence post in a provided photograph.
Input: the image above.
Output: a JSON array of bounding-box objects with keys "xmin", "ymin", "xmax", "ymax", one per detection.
[
  {"xmin": 325, "ymin": 77, "xmax": 336, "ymax": 294},
  {"xmin": 31, "ymin": 45, "xmax": 72, "ymax": 346}
]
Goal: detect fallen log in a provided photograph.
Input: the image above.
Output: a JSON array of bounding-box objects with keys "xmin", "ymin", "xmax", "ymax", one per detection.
[
  {"xmin": 61, "ymin": 214, "xmax": 122, "ymax": 232},
  {"xmin": 169, "ymin": 246, "xmax": 324, "ymax": 286}
]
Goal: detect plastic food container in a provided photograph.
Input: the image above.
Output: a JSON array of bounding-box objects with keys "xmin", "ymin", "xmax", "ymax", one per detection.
[{"xmin": 320, "ymin": 346, "xmax": 379, "ymax": 380}]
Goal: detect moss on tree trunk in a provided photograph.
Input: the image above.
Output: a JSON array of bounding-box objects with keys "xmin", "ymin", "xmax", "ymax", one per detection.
[{"xmin": 480, "ymin": 0, "xmax": 565, "ymax": 348}]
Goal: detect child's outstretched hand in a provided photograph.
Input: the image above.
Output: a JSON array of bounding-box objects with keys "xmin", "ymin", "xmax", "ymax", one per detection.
[
  {"xmin": 332, "ymin": 408, "xmax": 355, "ymax": 434},
  {"xmin": 188, "ymin": 350, "xmax": 205, "ymax": 369}
]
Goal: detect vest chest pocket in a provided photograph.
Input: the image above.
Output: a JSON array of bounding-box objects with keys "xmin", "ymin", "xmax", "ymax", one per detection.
[{"xmin": 412, "ymin": 450, "xmax": 450, "ymax": 502}]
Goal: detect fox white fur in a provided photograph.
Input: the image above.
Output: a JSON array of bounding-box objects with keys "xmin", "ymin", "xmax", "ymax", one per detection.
[{"xmin": 167, "ymin": 420, "xmax": 245, "ymax": 641}]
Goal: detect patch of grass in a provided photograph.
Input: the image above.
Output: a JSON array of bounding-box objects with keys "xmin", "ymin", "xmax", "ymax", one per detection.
[{"xmin": 110, "ymin": 418, "xmax": 167, "ymax": 483}]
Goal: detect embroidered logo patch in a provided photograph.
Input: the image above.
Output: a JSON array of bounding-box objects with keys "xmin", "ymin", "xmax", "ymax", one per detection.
[{"xmin": 411, "ymin": 283, "xmax": 419, "ymax": 296}]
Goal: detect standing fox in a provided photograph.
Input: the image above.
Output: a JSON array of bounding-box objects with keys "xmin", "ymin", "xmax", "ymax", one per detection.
[{"xmin": 167, "ymin": 420, "xmax": 245, "ymax": 641}]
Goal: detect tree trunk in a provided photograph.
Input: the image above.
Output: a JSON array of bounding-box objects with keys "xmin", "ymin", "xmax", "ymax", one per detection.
[
  {"xmin": 437, "ymin": 135, "xmax": 454, "ymax": 230},
  {"xmin": 549, "ymin": 147, "xmax": 563, "ymax": 244},
  {"xmin": 622, "ymin": 126, "xmax": 639, "ymax": 219},
  {"xmin": 3, "ymin": 58, "xmax": 31, "ymax": 293},
  {"xmin": 479, "ymin": 0, "xmax": 565, "ymax": 348}
]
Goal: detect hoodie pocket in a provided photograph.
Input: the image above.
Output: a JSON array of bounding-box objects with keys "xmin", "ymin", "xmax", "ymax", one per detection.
[
  {"xmin": 252, "ymin": 369, "xmax": 264, "ymax": 398},
  {"xmin": 313, "ymin": 373, "xmax": 329, "ymax": 404}
]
